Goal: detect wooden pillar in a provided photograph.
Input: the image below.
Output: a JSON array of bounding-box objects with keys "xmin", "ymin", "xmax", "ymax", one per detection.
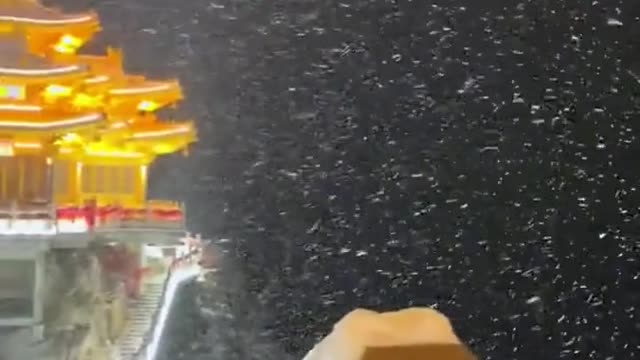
[
  {"xmin": 138, "ymin": 165, "xmax": 147, "ymax": 204},
  {"xmin": 91, "ymin": 165, "xmax": 97, "ymax": 199},
  {"xmin": 45, "ymin": 157, "xmax": 53, "ymax": 204},
  {"xmin": 0, "ymin": 159, "xmax": 6, "ymax": 201},
  {"xmin": 17, "ymin": 158, "xmax": 24, "ymax": 199},
  {"xmin": 75, "ymin": 162, "xmax": 82, "ymax": 204}
]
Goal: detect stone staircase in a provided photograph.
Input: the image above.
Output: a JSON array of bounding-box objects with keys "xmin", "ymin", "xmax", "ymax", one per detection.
[{"xmin": 114, "ymin": 282, "xmax": 165, "ymax": 360}]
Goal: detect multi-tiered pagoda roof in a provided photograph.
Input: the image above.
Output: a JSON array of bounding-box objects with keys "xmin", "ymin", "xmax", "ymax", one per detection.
[{"xmin": 0, "ymin": 0, "xmax": 196, "ymax": 237}]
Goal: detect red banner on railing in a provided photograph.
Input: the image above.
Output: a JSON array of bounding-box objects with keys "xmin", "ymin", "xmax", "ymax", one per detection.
[{"xmin": 55, "ymin": 203, "xmax": 184, "ymax": 228}]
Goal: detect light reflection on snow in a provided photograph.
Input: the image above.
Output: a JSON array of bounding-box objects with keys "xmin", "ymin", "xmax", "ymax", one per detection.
[{"xmin": 145, "ymin": 264, "xmax": 201, "ymax": 360}]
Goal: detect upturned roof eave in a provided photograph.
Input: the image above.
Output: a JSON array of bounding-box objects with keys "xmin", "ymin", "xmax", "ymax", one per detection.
[{"xmin": 0, "ymin": 1, "xmax": 99, "ymax": 27}]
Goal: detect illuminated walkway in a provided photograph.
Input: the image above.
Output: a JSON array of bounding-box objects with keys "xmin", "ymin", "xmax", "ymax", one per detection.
[
  {"xmin": 143, "ymin": 265, "xmax": 201, "ymax": 360},
  {"xmin": 113, "ymin": 264, "xmax": 200, "ymax": 360},
  {"xmin": 114, "ymin": 281, "xmax": 165, "ymax": 359}
]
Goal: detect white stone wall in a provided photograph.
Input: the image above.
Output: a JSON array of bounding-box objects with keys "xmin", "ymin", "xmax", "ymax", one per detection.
[{"xmin": 0, "ymin": 259, "xmax": 36, "ymax": 318}]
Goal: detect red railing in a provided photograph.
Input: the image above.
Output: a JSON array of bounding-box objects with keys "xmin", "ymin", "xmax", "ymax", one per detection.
[
  {"xmin": 56, "ymin": 204, "xmax": 184, "ymax": 224},
  {"xmin": 0, "ymin": 200, "xmax": 185, "ymax": 234}
]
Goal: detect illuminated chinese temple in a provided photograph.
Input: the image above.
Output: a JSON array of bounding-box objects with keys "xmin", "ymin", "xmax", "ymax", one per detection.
[{"xmin": 0, "ymin": 1, "xmax": 204, "ymax": 359}]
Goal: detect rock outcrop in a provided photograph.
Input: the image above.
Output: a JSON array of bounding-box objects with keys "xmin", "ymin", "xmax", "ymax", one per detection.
[{"xmin": 303, "ymin": 307, "xmax": 476, "ymax": 360}]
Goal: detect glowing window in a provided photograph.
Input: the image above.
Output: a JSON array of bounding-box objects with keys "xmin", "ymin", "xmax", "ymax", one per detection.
[
  {"xmin": 0, "ymin": 85, "xmax": 25, "ymax": 100},
  {"xmin": 81, "ymin": 165, "xmax": 137, "ymax": 194},
  {"xmin": 43, "ymin": 85, "xmax": 72, "ymax": 102},
  {"xmin": 137, "ymin": 100, "xmax": 160, "ymax": 112},
  {"xmin": 0, "ymin": 141, "xmax": 13, "ymax": 157},
  {"xmin": 53, "ymin": 34, "xmax": 83, "ymax": 54}
]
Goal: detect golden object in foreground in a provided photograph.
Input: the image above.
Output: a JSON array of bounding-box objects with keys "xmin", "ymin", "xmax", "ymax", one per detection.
[{"xmin": 304, "ymin": 307, "xmax": 477, "ymax": 360}]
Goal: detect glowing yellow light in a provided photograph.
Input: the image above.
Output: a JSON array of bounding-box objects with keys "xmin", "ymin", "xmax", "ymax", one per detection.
[
  {"xmin": 53, "ymin": 34, "xmax": 84, "ymax": 54},
  {"xmin": 13, "ymin": 142, "xmax": 42, "ymax": 149},
  {"xmin": 55, "ymin": 133, "xmax": 85, "ymax": 148},
  {"xmin": 53, "ymin": 44, "xmax": 72, "ymax": 54},
  {"xmin": 0, "ymin": 65, "xmax": 81, "ymax": 76},
  {"xmin": 0, "ymin": 85, "xmax": 25, "ymax": 100},
  {"xmin": 109, "ymin": 84, "xmax": 172, "ymax": 95},
  {"xmin": 137, "ymin": 100, "xmax": 160, "ymax": 112},
  {"xmin": 83, "ymin": 142, "xmax": 145, "ymax": 158},
  {"xmin": 0, "ymin": 104, "xmax": 41, "ymax": 112},
  {"xmin": 44, "ymin": 84, "xmax": 73, "ymax": 102},
  {"xmin": 0, "ymin": 141, "xmax": 14, "ymax": 157},
  {"xmin": 57, "ymin": 133, "xmax": 83, "ymax": 144},
  {"xmin": 61, "ymin": 35, "xmax": 82, "ymax": 46},
  {"xmin": 72, "ymin": 93, "xmax": 102, "ymax": 108},
  {"xmin": 84, "ymin": 75, "xmax": 110, "ymax": 84},
  {"xmin": 152, "ymin": 144, "xmax": 175, "ymax": 154},
  {"xmin": 131, "ymin": 126, "xmax": 191, "ymax": 139},
  {"xmin": 0, "ymin": 14, "xmax": 95, "ymax": 25},
  {"xmin": 0, "ymin": 24, "xmax": 13, "ymax": 33},
  {"xmin": 85, "ymin": 150, "xmax": 144, "ymax": 158},
  {"xmin": 0, "ymin": 113, "xmax": 102, "ymax": 129}
]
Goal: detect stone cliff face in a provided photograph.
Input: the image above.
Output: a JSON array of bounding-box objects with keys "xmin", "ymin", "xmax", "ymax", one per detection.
[
  {"xmin": 1, "ymin": 249, "xmax": 123, "ymax": 360},
  {"xmin": 158, "ymin": 250, "xmax": 289, "ymax": 360},
  {"xmin": 44, "ymin": 250, "xmax": 118, "ymax": 360}
]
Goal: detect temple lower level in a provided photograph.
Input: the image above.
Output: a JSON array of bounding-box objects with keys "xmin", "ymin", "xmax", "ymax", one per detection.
[{"xmin": 0, "ymin": 237, "xmax": 204, "ymax": 360}]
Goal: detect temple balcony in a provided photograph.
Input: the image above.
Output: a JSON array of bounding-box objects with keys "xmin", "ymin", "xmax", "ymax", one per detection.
[{"xmin": 0, "ymin": 200, "xmax": 187, "ymax": 246}]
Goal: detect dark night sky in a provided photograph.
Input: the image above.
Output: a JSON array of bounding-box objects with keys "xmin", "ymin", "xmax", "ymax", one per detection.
[{"xmin": 57, "ymin": 0, "xmax": 640, "ymax": 359}]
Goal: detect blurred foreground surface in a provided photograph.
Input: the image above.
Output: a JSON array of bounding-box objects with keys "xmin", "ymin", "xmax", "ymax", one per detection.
[{"xmin": 303, "ymin": 307, "xmax": 476, "ymax": 360}]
